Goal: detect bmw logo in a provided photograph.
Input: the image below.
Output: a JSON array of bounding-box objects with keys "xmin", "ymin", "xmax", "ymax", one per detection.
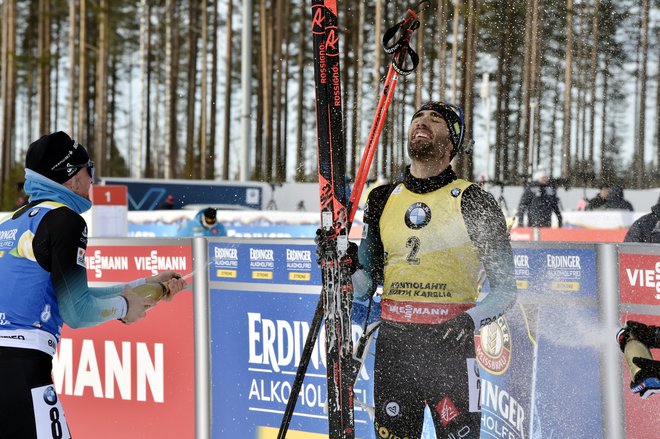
[
  {"xmin": 405, "ymin": 202, "xmax": 431, "ymax": 229},
  {"xmin": 451, "ymin": 188, "xmax": 462, "ymax": 197},
  {"xmin": 43, "ymin": 386, "xmax": 58, "ymax": 405}
]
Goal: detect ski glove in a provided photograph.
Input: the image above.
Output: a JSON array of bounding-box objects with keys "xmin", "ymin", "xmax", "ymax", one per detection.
[
  {"xmin": 438, "ymin": 313, "xmax": 476, "ymax": 344},
  {"xmin": 630, "ymin": 357, "xmax": 660, "ymax": 399},
  {"xmin": 314, "ymin": 228, "xmax": 361, "ymax": 275},
  {"xmin": 621, "ymin": 320, "xmax": 660, "ymax": 350}
]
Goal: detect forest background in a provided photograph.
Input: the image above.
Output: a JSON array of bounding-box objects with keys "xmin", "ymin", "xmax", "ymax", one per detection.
[{"xmin": 1, "ymin": 0, "xmax": 659, "ymax": 210}]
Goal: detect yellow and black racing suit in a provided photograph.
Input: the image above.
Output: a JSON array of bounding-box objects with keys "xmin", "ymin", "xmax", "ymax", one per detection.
[{"xmin": 356, "ymin": 165, "xmax": 516, "ymax": 439}]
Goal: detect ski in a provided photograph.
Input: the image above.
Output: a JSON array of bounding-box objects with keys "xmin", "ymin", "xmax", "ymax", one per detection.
[
  {"xmin": 312, "ymin": 1, "xmax": 355, "ymax": 437},
  {"xmin": 278, "ymin": 2, "xmax": 428, "ymax": 438},
  {"xmin": 279, "ymin": 1, "xmax": 353, "ymax": 437}
]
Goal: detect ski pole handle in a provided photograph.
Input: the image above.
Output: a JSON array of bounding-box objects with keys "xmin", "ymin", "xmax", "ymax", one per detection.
[{"xmin": 382, "ymin": 0, "xmax": 430, "ymax": 55}]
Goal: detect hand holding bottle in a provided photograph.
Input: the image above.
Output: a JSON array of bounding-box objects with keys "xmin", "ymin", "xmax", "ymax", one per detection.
[{"xmin": 132, "ymin": 271, "xmax": 189, "ymax": 303}]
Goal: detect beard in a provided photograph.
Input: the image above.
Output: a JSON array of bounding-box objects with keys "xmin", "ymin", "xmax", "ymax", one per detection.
[{"xmin": 408, "ymin": 137, "xmax": 446, "ymax": 162}]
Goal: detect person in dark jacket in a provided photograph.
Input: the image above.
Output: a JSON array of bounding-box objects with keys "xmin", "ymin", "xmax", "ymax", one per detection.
[
  {"xmin": 516, "ymin": 167, "xmax": 562, "ymax": 228},
  {"xmin": 157, "ymin": 194, "xmax": 175, "ymax": 210},
  {"xmin": 586, "ymin": 183, "xmax": 610, "ymax": 210},
  {"xmin": 624, "ymin": 197, "xmax": 660, "ymax": 243},
  {"xmin": 602, "ymin": 185, "xmax": 634, "ymax": 211}
]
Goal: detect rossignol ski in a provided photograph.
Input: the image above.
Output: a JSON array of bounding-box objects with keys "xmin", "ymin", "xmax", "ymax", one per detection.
[
  {"xmin": 279, "ymin": 1, "xmax": 353, "ymax": 438},
  {"xmin": 311, "ymin": 1, "xmax": 355, "ymax": 437},
  {"xmin": 278, "ymin": 3, "xmax": 428, "ymax": 438}
]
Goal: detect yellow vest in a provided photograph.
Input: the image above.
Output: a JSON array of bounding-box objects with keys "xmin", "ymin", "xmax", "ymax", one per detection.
[{"xmin": 380, "ymin": 180, "xmax": 481, "ymax": 310}]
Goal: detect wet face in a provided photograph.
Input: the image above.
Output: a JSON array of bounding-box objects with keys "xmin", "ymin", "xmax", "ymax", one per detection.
[{"xmin": 407, "ymin": 110, "xmax": 453, "ymax": 163}]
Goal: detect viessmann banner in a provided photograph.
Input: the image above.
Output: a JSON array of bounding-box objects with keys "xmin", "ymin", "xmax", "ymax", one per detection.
[
  {"xmin": 618, "ymin": 248, "xmax": 660, "ymax": 439},
  {"xmin": 55, "ymin": 241, "xmax": 196, "ymax": 439}
]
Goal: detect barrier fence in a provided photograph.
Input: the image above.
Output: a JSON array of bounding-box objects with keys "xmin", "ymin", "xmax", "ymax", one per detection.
[{"xmin": 54, "ymin": 238, "xmax": 659, "ymax": 439}]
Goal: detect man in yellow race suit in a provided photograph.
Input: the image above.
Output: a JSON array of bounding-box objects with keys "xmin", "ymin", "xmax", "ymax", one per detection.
[{"xmin": 352, "ymin": 102, "xmax": 517, "ymax": 439}]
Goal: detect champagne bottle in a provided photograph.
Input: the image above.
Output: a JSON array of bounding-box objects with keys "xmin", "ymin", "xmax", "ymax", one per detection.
[
  {"xmin": 621, "ymin": 330, "xmax": 653, "ymax": 381},
  {"xmin": 132, "ymin": 282, "xmax": 170, "ymax": 301}
]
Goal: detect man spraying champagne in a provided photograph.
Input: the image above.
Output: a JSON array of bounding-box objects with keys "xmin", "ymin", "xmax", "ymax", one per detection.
[{"xmin": 0, "ymin": 132, "xmax": 188, "ymax": 437}]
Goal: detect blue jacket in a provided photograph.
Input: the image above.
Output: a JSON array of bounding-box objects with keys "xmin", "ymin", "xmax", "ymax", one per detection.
[{"xmin": 177, "ymin": 210, "xmax": 227, "ymax": 237}]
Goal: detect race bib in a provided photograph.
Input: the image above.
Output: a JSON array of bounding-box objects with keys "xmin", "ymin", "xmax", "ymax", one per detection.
[{"xmin": 31, "ymin": 384, "xmax": 72, "ymax": 439}]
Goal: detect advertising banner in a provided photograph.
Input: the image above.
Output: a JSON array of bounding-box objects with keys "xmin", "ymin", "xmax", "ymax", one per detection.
[
  {"xmin": 512, "ymin": 246, "xmax": 597, "ymax": 299},
  {"xmin": 618, "ymin": 249, "xmax": 660, "ymax": 439},
  {"xmin": 209, "ymin": 240, "xmax": 376, "ymax": 439},
  {"xmin": 55, "ymin": 240, "xmax": 195, "ymax": 439},
  {"xmin": 475, "ymin": 304, "xmax": 537, "ymax": 439},
  {"xmin": 512, "ymin": 245, "xmax": 603, "ymax": 438},
  {"xmin": 539, "ymin": 228, "xmax": 627, "ymax": 243},
  {"xmin": 126, "ymin": 210, "xmax": 364, "ymax": 240},
  {"xmin": 102, "ymin": 177, "xmax": 265, "ymax": 211},
  {"xmin": 619, "ymin": 252, "xmax": 660, "ymax": 306}
]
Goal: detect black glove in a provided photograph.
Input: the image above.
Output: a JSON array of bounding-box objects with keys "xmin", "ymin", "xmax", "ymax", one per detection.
[
  {"xmin": 314, "ymin": 228, "xmax": 361, "ymax": 275},
  {"xmin": 314, "ymin": 228, "xmax": 335, "ymax": 264},
  {"xmin": 438, "ymin": 313, "xmax": 476, "ymax": 343},
  {"xmin": 630, "ymin": 357, "xmax": 660, "ymax": 399},
  {"xmin": 626, "ymin": 321, "xmax": 660, "ymax": 349}
]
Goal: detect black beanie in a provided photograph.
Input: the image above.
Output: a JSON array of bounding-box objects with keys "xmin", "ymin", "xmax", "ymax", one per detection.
[
  {"xmin": 202, "ymin": 207, "xmax": 217, "ymax": 224},
  {"xmin": 25, "ymin": 131, "xmax": 90, "ymax": 184},
  {"xmin": 412, "ymin": 101, "xmax": 465, "ymax": 158}
]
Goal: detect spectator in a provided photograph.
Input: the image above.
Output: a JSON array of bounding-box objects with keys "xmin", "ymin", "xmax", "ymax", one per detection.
[
  {"xmin": 516, "ymin": 166, "xmax": 562, "ymax": 228},
  {"xmin": 158, "ymin": 194, "xmax": 175, "ymax": 210},
  {"xmin": 178, "ymin": 207, "xmax": 226, "ymax": 237},
  {"xmin": 602, "ymin": 185, "xmax": 634, "ymax": 211},
  {"xmin": 624, "ymin": 196, "xmax": 660, "ymax": 243},
  {"xmin": 586, "ymin": 183, "xmax": 610, "ymax": 210}
]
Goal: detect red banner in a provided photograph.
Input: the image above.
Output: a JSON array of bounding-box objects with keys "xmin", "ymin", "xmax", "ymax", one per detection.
[
  {"xmin": 540, "ymin": 228, "xmax": 627, "ymax": 242},
  {"xmin": 617, "ymin": 314, "xmax": 660, "ymax": 439},
  {"xmin": 56, "ymin": 242, "xmax": 195, "ymax": 439},
  {"xmin": 84, "ymin": 245, "xmax": 191, "ymax": 282},
  {"xmin": 619, "ymin": 253, "xmax": 660, "ymax": 306},
  {"xmin": 619, "ymin": 251, "xmax": 660, "ymax": 439}
]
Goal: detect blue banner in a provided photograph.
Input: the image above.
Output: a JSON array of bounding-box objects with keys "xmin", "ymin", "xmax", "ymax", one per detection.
[
  {"xmin": 207, "ymin": 241, "xmax": 603, "ymax": 439},
  {"xmin": 513, "ymin": 246, "xmax": 602, "ymax": 439},
  {"xmin": 210, "ymin": 242, "xmax": 322, "ymax": 285},
  {"xmin": 102, "ymin": 178, "xmax": 264, "ymax": 210},
  {"xmin": 209, "ymin": 241, "xmax": 375, "ymax": 439},
  {"xmin": 512, "ymin": 247, "xmax": 598, "ymax": 299},
  {"xmin": 475, "ymin": 304, "xmax": 537, "ymax": 439}
]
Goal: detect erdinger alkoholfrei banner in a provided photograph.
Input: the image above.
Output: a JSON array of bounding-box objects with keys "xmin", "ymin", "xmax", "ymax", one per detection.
[
  {"xmin": 55, "ymin": 241, "xmax": 196, "ymax": 439},
  {"xmin": 511, "ymin": 244, "xmax": 602, "ymax": 439},
  {"xmin": 209, "ymin": 239, "xmax": 375, "ymax": 438},
  {"xmin": 618, "ymin": 249, "xmax": 660, "ymax": 439},
  {"xmin": 474, "ymin": 304, "xmax": 537, "ymax": 439},
  {"xmin": 476, "ymin": 248, "xmax": 538, "ymax": 439},
  {"xmin": 209, "ymin": 240, "xmax": 606, "ymax": 439}
]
